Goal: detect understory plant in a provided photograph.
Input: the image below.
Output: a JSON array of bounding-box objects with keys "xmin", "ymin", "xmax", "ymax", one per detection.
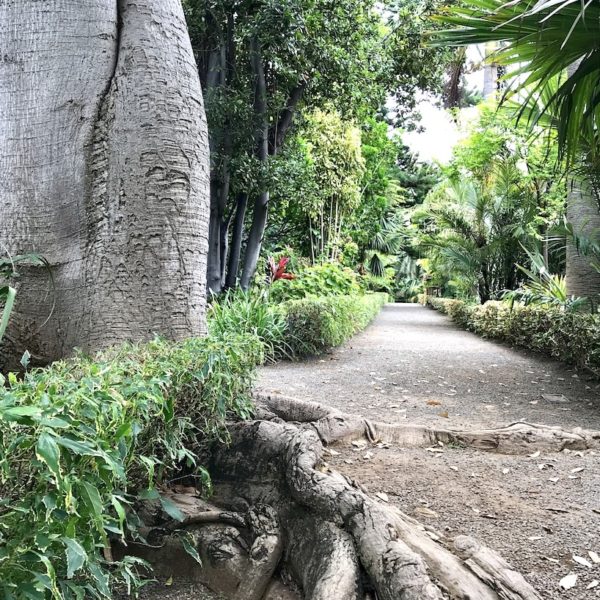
[
  {"xmin": 269, "ymin": 262, "xmax": 360, "ymax": 303},
  {"xmin": 503, "ymin": 248, "xmax": 587, "ymax": 311},
  {"xmin": 0, "ymin": 333, "xmax": 261, "ymax": 599}
]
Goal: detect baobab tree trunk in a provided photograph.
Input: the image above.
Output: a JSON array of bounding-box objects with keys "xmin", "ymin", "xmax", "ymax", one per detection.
[{"xmin": 0, "ymin": 0, "xmax": 209, "ymax": 369}]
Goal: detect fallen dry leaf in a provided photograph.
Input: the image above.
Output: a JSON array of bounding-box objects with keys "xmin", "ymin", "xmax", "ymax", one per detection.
[
  {"xmin": 587, "ymin": 580, "xmax": 599, "ymax": 590},
  {"xmin": 363, "ymin": 451, "xmax": 374, "ymax": 460},
  {"xmin": 589, "ymin": 551, "xmax": 600, "ymax": 564},
  {"xmin": 572, "ymin": 555, "xmax": 593, "ymax": 568},
  {"xmin": 570, "ymin": 467, "xmax": 585, "ymax": 474},
  {"xmin": 438, "ymin": 411, "xmax": 449, "ymax": 418},
  {"xmin": 559, "ymin": 573, "xmax": 577, "ymax": 590},
  {"xmin": 375, "ymin": 492, "xmax": 389, "ymax": 502},
  {"xmin": 426, "ymin": 399, "xmax": 441, "ymax": 406},
  {"xmin": 542, "ymin": 394, "xmax": 569, "ymax": 403},
  {"xmin": 414, "ymin": 506, "xmax": 438, "ymax": 519},
  {"xmin": 529, "ymin": 451, "xmax": 541, "ymax": 459}
]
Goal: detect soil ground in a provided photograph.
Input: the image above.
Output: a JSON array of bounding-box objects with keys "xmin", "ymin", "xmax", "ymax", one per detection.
[{"xmin": 256, "ymin": 303, "xmax": 600, "ymax": 599}]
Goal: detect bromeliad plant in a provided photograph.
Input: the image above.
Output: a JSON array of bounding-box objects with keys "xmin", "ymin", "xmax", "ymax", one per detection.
[{"xmin": 267, "ymin": 256, "xmax": 295, "ymax": 284}]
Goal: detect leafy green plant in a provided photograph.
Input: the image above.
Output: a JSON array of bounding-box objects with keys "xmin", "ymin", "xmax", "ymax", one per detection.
[
  {"xmin": 270, "ymin": 262, "xmax": 360, "ymax": 303},
  {"xmin": 431, "ymin": 0, "xmax": 600, "ymax": 164},
  {"xmin": 554, "ymin": 220, "xmax": 600, "ymax": 275},
  {"xmin": 395, "ymin": 278, "xmax": 423, "ymax": 303},
  {"xmin": 0, "ymin": 333, "xmax": 261, "ymax": 599},
  {"xmin": 503, "ymin": 247, "xmax": 587, "ymax": 311}
]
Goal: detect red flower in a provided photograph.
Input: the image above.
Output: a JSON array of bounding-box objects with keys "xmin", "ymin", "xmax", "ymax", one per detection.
[{"xmin": 268, "ymin": 256, "xmax": 295, "ymax": 282}]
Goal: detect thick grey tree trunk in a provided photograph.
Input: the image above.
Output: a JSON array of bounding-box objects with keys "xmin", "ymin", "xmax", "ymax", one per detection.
[{"xmin": 0, "ymin": 0, "xmax": 209, "ymax": 369}]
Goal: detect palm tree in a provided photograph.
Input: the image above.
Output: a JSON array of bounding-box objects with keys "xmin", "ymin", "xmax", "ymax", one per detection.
[
  {"xmin": 431, "ymin": 0, "xmax": 600, "ymax": 302},
  {"xmin": 417, "ymin": 161, "xmax": 536, "ymax": 302}
]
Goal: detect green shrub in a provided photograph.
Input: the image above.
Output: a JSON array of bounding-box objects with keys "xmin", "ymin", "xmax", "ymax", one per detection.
[
  {"xmin": 282, "ymin": 292, "xmax": 388, "ymax": 356},
  {"xmin": 208, "ymin": 290, "xmax": 289, "ymax": 361},
  {"xmin": 270, "ymin": 262, "xmax": 360, "ymax": 302},
  {"xmin": 427, "ymin": 297, "xmax": 600, "ymax": 375},
  {"xmin": 0, "ymin": 333, "xmax": 262, "ymax": 599}
]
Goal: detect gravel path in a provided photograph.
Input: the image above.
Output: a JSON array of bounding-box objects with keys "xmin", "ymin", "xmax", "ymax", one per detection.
[
  {"xmin": 259, "ymin": 303, "xmax": 600, "ymax": 430},
  {"xmin": 258, "ymin": 303, "xmax": 600, "ymax": 599}
]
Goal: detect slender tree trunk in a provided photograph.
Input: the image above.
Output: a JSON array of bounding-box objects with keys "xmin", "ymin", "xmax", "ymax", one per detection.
[
  {"xmin": 240, "ymin": 38, "xmax": 269, "ymax": 290},
  {"xmin": 564, "ymin": 62, "xmax": 600, "ymax": 302},
  {"xmin": 225, "ymin": 194, "xmax": 249, "ymax": 289},
  {"xmin": 0, "ymin": 0, "xmax": 209, "ymax": 369},
  {"xmin": 238, "ymin": 81, "xmax": 306, "ymax": 289}
]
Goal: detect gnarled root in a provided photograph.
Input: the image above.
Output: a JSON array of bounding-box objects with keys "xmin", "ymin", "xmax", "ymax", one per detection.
[
  {"xmin": 206, "ymin": 418, "xmax": 542, "ymax": 599},
  {"xmin": 125, "ymin": 394, "xmax": 567, "ymax": 599},
  {"xmin": 256, "ymin": 392, "xmax": 600, "ymax": 453}
]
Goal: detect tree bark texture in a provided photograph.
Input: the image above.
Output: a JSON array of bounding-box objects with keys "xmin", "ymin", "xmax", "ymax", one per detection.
[{"xmin": 0, "ymin": 0, "xmax": 209, "ymax": 368}]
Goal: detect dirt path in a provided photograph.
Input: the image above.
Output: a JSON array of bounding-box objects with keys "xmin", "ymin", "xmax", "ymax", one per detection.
[{"xmin": 258, "ymin": 304, "xmax": 600, "ymax": 599}]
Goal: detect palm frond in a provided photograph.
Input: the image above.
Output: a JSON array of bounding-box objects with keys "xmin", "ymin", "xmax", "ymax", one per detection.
[{"xmin": 430, "ymin": 0, "xmax": 600, "ymax": 163}]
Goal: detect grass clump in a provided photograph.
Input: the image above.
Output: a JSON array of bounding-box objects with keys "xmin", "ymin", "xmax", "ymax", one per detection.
[{"xmin": 207, "ymin": 290, "xmax": 289, "ymax": 361}]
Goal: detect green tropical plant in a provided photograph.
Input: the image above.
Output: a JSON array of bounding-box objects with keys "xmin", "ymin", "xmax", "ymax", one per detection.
[
  {"xmin": 416, "ymin": 162, "xmax": 537, "ymax": 302},
  {"xmin": 503, "ymin": 247, "xmax": 587, "ymax": 310},
  {"xmin": 363, "ymin": 214, "xmax": 406, "ymax": 278},
  {"xmin": 555, "ymin": 220, "xmax": 600, "ymax": 274}
]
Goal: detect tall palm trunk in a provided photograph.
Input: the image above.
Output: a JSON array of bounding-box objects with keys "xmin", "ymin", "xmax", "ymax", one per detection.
[
  {"xmin": 564, "ymin": 62, "xmax": 600, "ymax": 302},
  {"xmin": 0, "ymin": 0, "xmax": 210, "ymax": 369},
  {"xmin": 565, "ymin": 177, "xmax": 600, "ymax": 300}
]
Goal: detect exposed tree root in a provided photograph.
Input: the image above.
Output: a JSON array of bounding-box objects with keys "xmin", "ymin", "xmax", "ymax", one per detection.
[
  {"xmin": 119, "ymin": 393, "xmax": 600, "ymax": 598},
  {"xmin": 255, "ymin": 392, "xmax": 600, "ymax": 453}
]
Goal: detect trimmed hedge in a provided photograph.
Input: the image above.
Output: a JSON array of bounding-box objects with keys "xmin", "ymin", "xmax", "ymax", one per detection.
[
  {"xmin": 282, "ymin": 292, "xmax": 388, "ymax": 357},
  {"xmin": 426, "ymin": 297, "xmax": 600, "ymax": 375},
  {"xmin": 0, "ymin": 333, "xmax": 262, "ymax": 599}
]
